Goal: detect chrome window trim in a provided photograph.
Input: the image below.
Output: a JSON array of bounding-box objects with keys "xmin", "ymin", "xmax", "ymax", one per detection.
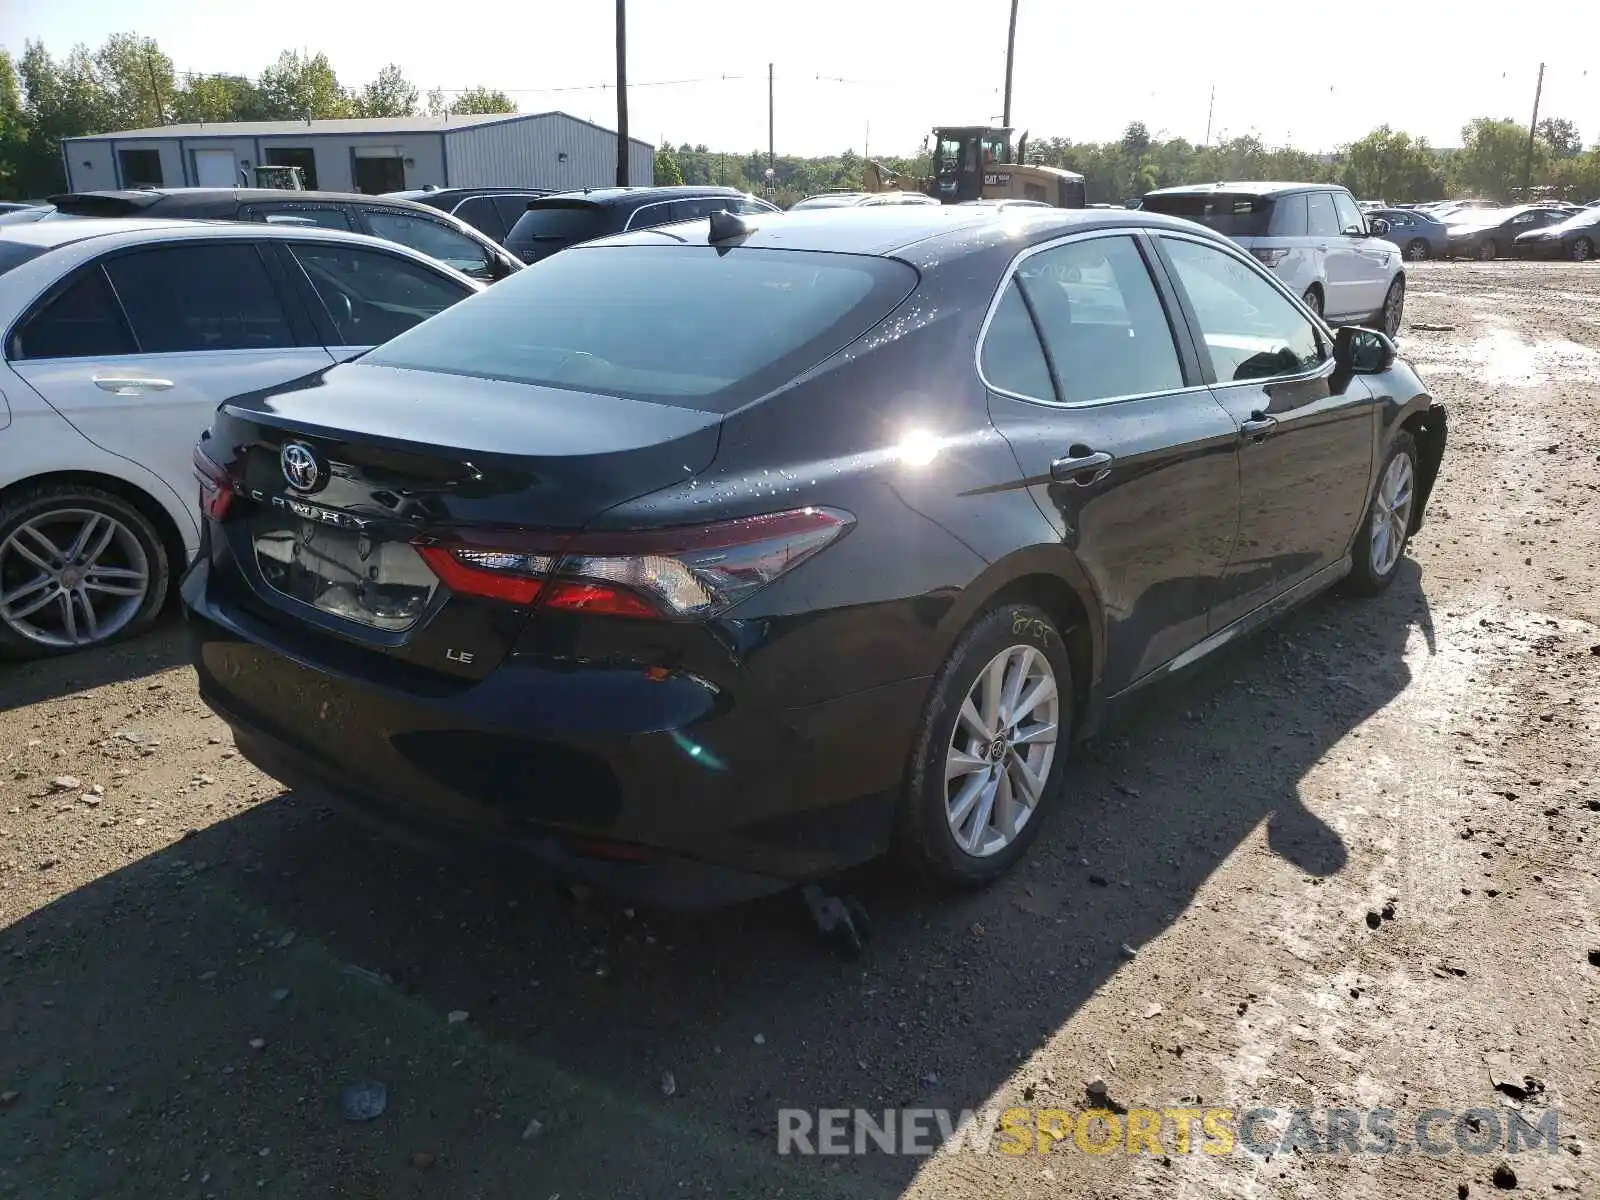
[{"xmin": 973, "ymin": 227, "xmax": 1206, "ymax": 410}]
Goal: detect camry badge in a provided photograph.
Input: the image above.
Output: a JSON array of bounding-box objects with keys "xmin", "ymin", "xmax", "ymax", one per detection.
[{"xmin": 280, "ymin": 442, "xmax": 322, "ymax": 492}]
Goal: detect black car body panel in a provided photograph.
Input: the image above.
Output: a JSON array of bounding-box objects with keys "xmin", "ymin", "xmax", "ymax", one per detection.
[{"xmin": 185, "ymin": 206, "xmax": 1445, "ymax": 903}]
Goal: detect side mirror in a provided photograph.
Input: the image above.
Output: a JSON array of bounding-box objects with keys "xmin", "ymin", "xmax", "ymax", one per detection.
[
  {"xmin": 1342, "ymin": 223, "xmax": 1366, "ymax": 237},
  {"xmin": 1369, "ymin": 217, "xmax": 1390, "ymax": 237},
  {"xmin": 1334, "ymin": 326, "xmax": 1395, "ymax": 375}
]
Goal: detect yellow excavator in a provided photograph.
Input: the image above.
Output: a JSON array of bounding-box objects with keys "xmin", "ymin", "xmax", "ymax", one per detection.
[{"xmin": 865, "ymin": 126, "xmax": 1085, "ymax": 208}]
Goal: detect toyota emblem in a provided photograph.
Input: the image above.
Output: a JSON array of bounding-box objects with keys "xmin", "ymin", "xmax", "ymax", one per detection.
[{"xmin": 280, "ymin": 441, "xmax": 322, "ymax": 492}]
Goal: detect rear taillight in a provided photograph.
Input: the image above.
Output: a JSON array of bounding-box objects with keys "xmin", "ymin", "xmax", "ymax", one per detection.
[
  {"xmin": 415, "ymin": 507, "xmax": 853, "ymax": 619},
  {"xmin": 1252, "ymin": 248, "xmax": 1289, "ymax": 267},
  {"xmin": 193, "ymin": 442, "xmax": 233, "ymax": 521}
]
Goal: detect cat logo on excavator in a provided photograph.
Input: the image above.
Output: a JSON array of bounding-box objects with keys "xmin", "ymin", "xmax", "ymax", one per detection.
[{"xmin": 864, "ymin": 126, "xmax": 1086, "ymax": 208}]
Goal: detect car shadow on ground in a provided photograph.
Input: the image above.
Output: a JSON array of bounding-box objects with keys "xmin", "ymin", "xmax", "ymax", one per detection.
[
  {"xmin": 0, "ymin": 561, "xmax": 1432, "ymax": 1199},
  {"xmin": 0, "ymin": 615, "xmax": 187, "ymax": 708}
]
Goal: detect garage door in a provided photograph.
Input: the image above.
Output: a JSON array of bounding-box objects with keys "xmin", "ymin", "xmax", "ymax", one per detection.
[{"xmin": 193, "ymin": 148, "xmax": 237, "ymax": 188}]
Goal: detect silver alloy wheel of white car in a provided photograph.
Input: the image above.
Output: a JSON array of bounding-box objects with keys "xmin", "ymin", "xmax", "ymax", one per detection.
[
  {"xmin": 945, "ymin": 643, "xmax": 1060, "ymax": 858},
  {"xmin": 1368, "ymin": 452, "xmax": 1415, "ymax": 579},
  {"xmin": 0, "ymin": 508, "xmax": 151, "ymax": 649}
]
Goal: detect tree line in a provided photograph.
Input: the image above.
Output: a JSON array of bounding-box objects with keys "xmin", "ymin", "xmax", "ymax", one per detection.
[
  {"xmin": 0, "ymin": 35, "xmax": 516, "ymax": 198},
  {"xmin": 4, "ymin": 33, "xmax": 1598, "ymax": 207},
  {"xmin": 663, "ymin": 118, "xmax": 1600, "ymax": 210}
]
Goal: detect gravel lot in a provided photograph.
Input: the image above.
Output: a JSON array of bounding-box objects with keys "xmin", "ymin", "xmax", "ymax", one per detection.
[{"xmin": 1, "ymin": 262, "xmax": 1598, "ymax": 1200}]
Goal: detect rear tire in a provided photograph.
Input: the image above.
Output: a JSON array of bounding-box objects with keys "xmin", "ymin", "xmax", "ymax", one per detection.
[
  {"xmin": 1404, "ymin": 238, "xmax": 1429, "ymax": 261},
  {"xmin": 1345, "ymin": 432, "xmax": 1418, "ymax": 597},
  {"xmin": 1572, "ymin": 237, "xmax": 1593, "ymax": 262},
  {"xmin": 899, "ymin": 603, "xmax": 1074, "ymax": 886},
  {"xmin": 1301, "ymin": 285, "xmax": 1324, "ymax": 318},
  {"xmin": 1477, "ymin": 239, "xmax": 1498, "ymax": 261},
  {"xmin": 0, "ymin": 484, "xmax": 169, "ymax": 660}
]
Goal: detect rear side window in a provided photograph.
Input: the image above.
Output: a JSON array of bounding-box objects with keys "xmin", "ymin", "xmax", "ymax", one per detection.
[
  {"xmin": 507, "ymin": 202, "xmax": 609, "ymax": 246},
  {"xmin": 103, "ymin": 243, "xmax": 295, "ymax": 353},
  {"xmin": 980, "ymin": 282, "xmax": 1054, "ymax": 400},
  {"xmin": 1015, "ymin": 236, "xmax": 1183, "ymax": 404},
  {"xmin": 1141, "ymin": 193, "xmax": 1275, "ymax": 237},
  {"xmin": 1270, "ymin": 194, "xmax": 1308, "ymax": 237},
  {"xmin": 361, "ymin": 244, "xmax": 918, "ymax": 413},
  {"xmin": 13, "ymin": 268, "xmax": 136, "ymax": 359}
]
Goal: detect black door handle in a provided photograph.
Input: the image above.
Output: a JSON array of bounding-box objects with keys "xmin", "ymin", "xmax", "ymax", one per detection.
[{"xmin": 1050, "ymin": 450, "xmax": 1113, "ymax": 485}]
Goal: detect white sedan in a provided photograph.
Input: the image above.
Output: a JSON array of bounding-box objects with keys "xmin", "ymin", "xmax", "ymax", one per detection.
[{"xmin": 0, "ymin": 219, "xmax": 482, "ymax": 657}]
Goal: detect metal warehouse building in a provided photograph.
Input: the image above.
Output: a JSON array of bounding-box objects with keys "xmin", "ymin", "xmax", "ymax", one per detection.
[{"xmin": 59, "ymin": 111, "xmax": 655, "ymax": 194}]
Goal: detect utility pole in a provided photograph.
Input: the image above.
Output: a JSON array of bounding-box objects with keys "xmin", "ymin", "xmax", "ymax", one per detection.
[
  {"xmin": 146, "ymin": 48, "xmax": 167, "ymax": 125},
  {"xmin": 615, "ymin": 0, "xmax": 629, "ymax": 185},
  {"xmin": 1204, "ymin": 85, "xmax": 1215, "ymax": 147},
  {"xmin": 768, "ymin": 63, "xmax": 775, "ymax": 172},
  {"xmin": 1002, "ymin": 0, "xmax": 1019, "ymax": 129},
  {"xmin": 1521, "ymin": 62, "xmax": 1545, "ymax": 199}
]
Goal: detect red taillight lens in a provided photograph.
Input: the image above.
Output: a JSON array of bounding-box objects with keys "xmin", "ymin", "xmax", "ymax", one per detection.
[
  {"xmin": 193, "ymin": 443, "xmax": 233, "ymax": 521},
  {"xmin": 414, "ymin": 545, "xmax": 555, "ymax": 605},
  {"xmin": 414, "ymin": 507, "xmax": 853, "ymax": 619}
]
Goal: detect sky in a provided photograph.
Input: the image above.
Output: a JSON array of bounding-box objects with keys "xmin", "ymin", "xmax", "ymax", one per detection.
[{"xmin": 3, "ymin": 0, "xmax": 1599, "ymax": 157}]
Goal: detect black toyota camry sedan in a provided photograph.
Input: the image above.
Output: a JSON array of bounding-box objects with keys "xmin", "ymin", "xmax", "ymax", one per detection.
[{"xmin": 185, "ymin": 205, "xmax": 1446, "ymax": 905}]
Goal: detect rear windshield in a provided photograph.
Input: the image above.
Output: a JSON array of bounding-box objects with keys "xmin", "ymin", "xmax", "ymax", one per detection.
[
  {"xmin": 1141, "ymin": 192, "xmax": 1274, "ymax": 237},
  {"xmin": 361, "ymin": 244, "xmax": 918, "ymax": 413},
  {"xmin": 505, "ymin": 201, "xmax": 608, "ymax": 245},
  {"xmin": 0, "ymin": 243, "xmax": 47, "ymax": 275}
]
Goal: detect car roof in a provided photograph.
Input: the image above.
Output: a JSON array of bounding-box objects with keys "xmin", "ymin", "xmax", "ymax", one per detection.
[
  {"xmin": 385, "ymin": 187, "xmax": 547, "ymax": 201},
  {"xmin": 534, "ymin": 185, "xmax": 748, "ymax": 208},
  {"xmin": 50, "ymin": 187, "xmax": 451, "ymax": 210},
  {"xmin": 591, "ymin": 205, "xmax": 1223, "ymax": 260},
  {"xmin": 0, "ymin": 216, "xmax": 480, "ymax": 259},
  {"xmin": 1145, "ymin": 181, "xmax": 1346, "ymax": 198}
]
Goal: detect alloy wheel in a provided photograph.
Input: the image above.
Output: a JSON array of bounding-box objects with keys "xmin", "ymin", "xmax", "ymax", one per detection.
[
  {"xmin": 1405, "ymin": 239, "xmax": 1429, "ymax": 261},
  {"xmin": 0, "ymin": 509, "xmax": 151, "ymax": 649},
  {"xmin": 1478, "ymin": 240, "xmax": 1497, "ymax": 261},
  {"xmin": 1301, "ymin": 286, "xmax": 1322, "ymax": 318},
  {"xmin": 1382, "ymin": 277, "xmax": 1405, "ymax": 338},
  {"xmin": 1573, "ymin": 238, "xmax": 1593, "ymax": 262},
  {"xmin": 945, "ymin": 644, "xmax": 1060, "ymax": 858},
  {"xmin": 1369, "ymin": 453, "xmax": 1415, "ymax": 579}
]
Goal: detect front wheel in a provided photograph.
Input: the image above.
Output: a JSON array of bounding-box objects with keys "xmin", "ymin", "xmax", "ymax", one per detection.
[
  {"xmin": 1572, "ymin": 237, "xmax": 1593, "ymax": 263},
  {"xmin": 1378, "ymin": 276, "xmax": 1405, "ymax": 338},
  {"xmin": 899, "ymin": 603, "xmax": 1073, "ymax": 886},
  {"xmin": 1301, "ymin": 286, "xmax": 1323, "ymax": 318},
  {"xmin": 1404, "ymin": 238, "xmax": 1429, "ymax": 261},
  {"xmin": 0, "ymin": 485, "xmax": 169, "ymax": 659},
  {"xmin": 1345, "ymin": 432, "xmax": 1417, "ymax": 597},
  {"xmin": 1477, "ymin": 239, "xmax": 1498, "ymax": 261}
]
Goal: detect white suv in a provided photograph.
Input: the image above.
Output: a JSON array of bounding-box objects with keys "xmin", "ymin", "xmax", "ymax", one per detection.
[
  {"xmin": 1141, "ymin": 183, "xmax": 1405, "ymax": 336},
  {"xmin": 0, "ymin": 219, "xmax": 481, "ymax": 658}
]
